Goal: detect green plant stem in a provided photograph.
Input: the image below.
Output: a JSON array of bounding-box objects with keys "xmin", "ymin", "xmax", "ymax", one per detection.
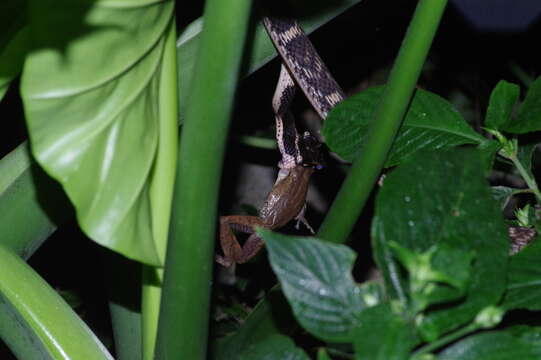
[
  {"xmin": 318, "ymin": 0, "xmax": 448, "ymax": 243},
  {"xmin": 511, "ymin": 155, "xmax": 541, "ymax": 204},
  {"xmin": 154, "ymin": 0, "xmax": 252, "ymax": 359},
  {"xmin": 412, "ymin": 322, "xmax": 480, "ymax": 357},
  {"xmin": 0, "ymin": 246, "xmax": 113, "ymax": 359}
]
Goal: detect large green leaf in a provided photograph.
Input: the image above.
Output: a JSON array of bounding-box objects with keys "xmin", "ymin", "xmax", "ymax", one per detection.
[
  {"xmin": 484, "ymin": 80, "xmax": 520, "ymax": 131},
  {"xmin": 373, "ymin": 149, "xmax": 508, "ymax": 340},
  {"xmin": 438, "ymin": 330, "xmax": 541, "ymax": 360},
  {"xmin": 501, "ymin": 238, "xmax": 541, "ymax": 311},
  {"xmin": 504, "ymin": 76, "xmax": 541, "ymax": 134},
  {"xmin": 322, "ymin": 87, "xmax": 485, "ymax": 166},
  {"xmin": 353, "ymin": 303, "xmax": 418, "ymax": 360},
  {"xmin": 262, "ymin": 229, "xmax": 382, "ymax": 343},
  {"xmin": 21, "ymin": 0, "xmax": 177, "ymax": 265}
]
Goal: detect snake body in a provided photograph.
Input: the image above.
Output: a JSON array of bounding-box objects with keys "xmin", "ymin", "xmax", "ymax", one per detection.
[
  {"xmin": 262, "ymin": 17, "xmax": 345, "ymax": 168},
  {"xmin": 263, "ymin": 16, "xmax": 537, "ymax": 255}
]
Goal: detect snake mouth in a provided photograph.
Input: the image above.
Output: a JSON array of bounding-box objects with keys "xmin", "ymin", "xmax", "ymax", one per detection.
[{"xmin": 299, "ymin": 131, "xmax": 325, "ymax": 169}]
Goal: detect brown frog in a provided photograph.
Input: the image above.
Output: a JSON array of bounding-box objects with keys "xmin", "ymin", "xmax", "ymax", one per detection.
[{"xmin": 216, "ymin": 133, "xmax": 322, "ymax": 267}]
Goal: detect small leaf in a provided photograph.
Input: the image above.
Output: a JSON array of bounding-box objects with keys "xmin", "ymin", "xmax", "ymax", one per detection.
[
  {"xmin": 490, "ymin": 186, "xmax": 516, "ymax": 210},
  {"xmin": 438, "ymin": 331, "xmax": 541, "ymax": 360},
  {"xmin": 261, "ymin": 230, "xmax": 373, "ymax": 342},
  {"xmin": 322, "ymin": 87, "xmax": 485, "ymax": 166},
  {"xmin": 484, "ymin": 80, "xmax": 520, "ymax": 130},
  {"xmin": 517, "ymin": 143, "xmax": 539, "ymax": 180},
  {"xmin": 501, "ymin": 238, "xmax": 541, "ymax": 311},
  {"xmin": 505, "ymin": 76, "xmax": 541, "ymax": 134},
  {"xmin": 353, "ymin": 303, "xmax": 418, "ymax": 360},
  {"xmin": 373, "ymin": 149, "xmax": 508, "ymax": 339},
  {"xmin": 317, "ymin": 349, "xmax": 332, "ymax": 360},
  {"xmin": 477, "ymin": 140, "xmax": 501, "ymax": 174}
]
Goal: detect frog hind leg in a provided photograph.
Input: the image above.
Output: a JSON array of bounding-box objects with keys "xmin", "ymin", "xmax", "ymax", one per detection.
[
  {"xmin": 294, "ymin": 204, "xmax": 315, "ymax": 234},
  {"xmin": 216, "ymin": 215, "xmax": 267, "ymax": 267}
]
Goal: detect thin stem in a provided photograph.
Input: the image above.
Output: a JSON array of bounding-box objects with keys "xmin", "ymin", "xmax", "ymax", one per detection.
[
  {"xmin": 412, "ymin": 322, "xmax": 480, "ymax": 357},
  {"xmin": 511, "ymin": 155, "xmax": 541, "ymax": 204},
  {"xmin": 318, "ymin": 0, "xmax": 448, "ymax": 243}
]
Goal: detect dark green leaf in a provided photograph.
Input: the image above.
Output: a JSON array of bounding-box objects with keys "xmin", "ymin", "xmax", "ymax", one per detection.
[
  {"xmin": 322, "ymin": 87, "xmax": 484, "ymax": 166},
  {"xmin": 491, "ymin": 186, "xmax": 516, "ymax": 210},
  {"xmin": 353, "ymin": 303, "xmax": 418, "ymax": 360},
  {"xmin": 505, "ymin": 76, "xmax": 541, "ymax": 134},
  {"xmin": 373, "ymin": 149, "xmax": 508, "ymax": 340},
  {"xmin": 317, "ymin": 348, "xmax": 333, "ymax": 360},
  {"xmin": 484, "ymin": 80, "xmax": 520, "ymax": 130},
  {"xmin": 517, "ymin": 143, "xmax": 539, "ymax": 180},
  {"xmin": 212, "ymin": 288, "xmax": 298, "ymax": 360},
  {"xmin": 0, "ymin": 25, "xmax": 28, "ymax": 100},
  {"xmin": 501, "ymin": 238, "xmax": 541, "ymax": 311},
  {"xmin": 477, "ymin": 140, "xmax": 501, "ymax": 174},
  {"xmin": 261, "ymin": 230, "xmax": 376, "ymax": 342},
  {"xmin": 231, "ymin": 335, "xmax": 310, "ymax": 360},
  {"xmin": 438, "ymin": 331, "xmax": 541, "ymax": 360}
]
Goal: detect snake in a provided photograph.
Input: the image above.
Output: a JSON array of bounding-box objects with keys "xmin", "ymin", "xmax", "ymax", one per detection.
[
  {"xmin": 262, "ymin": 16, "xmax": 536, "ymax": 255},
  {"xmin": 262, "ymin": 16, "xmax": 346, "ymax": 169}
]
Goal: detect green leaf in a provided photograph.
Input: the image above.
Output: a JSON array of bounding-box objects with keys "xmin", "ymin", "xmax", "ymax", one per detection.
[
  {"xmin": 477, "ymin": 139, "xmax": 501, "ymax": 175},
  {"xmin": 0, "ymin": 144, "xmax": 71, "ymax": 259},
  {"xmin": 389, "ymin": 242, "xmax": 473, "ymax": 313},
  {"xmin": 516, "ymin": 143, "xmax": 539, "ymax": 180},
  {"xmin": 505, "ymin": 76, "xmax": 541, "ymax": 133},
  {"xmin": 373, "ymin": 149, "xmax": 508, "ymax": 340},
  {"xmin": 212, "ymin": 288, "xmax": 298, "ymax": 360},
  {"xmin": 261, "ymin": 230, "xmax": 377, "ymax": 343},
  {"xmin": 490, "ymin": 186, "xmax": 516, "ymax": 210},
  {"xmin": 0, "ymin": 24, "xmax": 28, "ymax": 100},
  {"xmin": 317, "ymin": 349, "xmax": 333, "ymax": 360},
  {"xmin": 438, "ymin": 331, "xmax": 541, "ymax": 360},
  {"xmin": 322, "ymin": 87, "xmax": 485, "ymax": 166},
  {"xmin": 232, "ymin": 334, "xmax": 310, "ymax": 360},
  {"xmin": 484, "ymin": 80, "xmax": 520, "ymax": 130},
  {"xmin": 353, "ymin": 303, "xmax": 418, "ymax": 360},
  {"xmin": 501, "ymin": 238, "xmax": 541, "ymax": 311},
  {"xmin": 21, "ymin": 0, "xmax": 176, "ymax": 265},
  {"xmin": 0, "ymin": 246, "xmax": 113, "ymax": 359}
]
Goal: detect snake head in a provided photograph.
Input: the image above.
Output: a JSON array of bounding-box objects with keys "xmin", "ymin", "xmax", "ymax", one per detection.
[{"xmin": 299, "ymin": 131, "xmax": 324, "ymax": 169}]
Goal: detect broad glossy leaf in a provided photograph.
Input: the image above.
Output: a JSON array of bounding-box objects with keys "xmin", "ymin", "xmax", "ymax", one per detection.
[
  {"xmin": 322, "ymin": 87, "xmax": 485, "ymax": 166},
  {"xmin": 353, "ymin": 303, "xmax": 418, "ymax": 360},
  {"xmin": 484, "ymin": 80, "xmax": 520, "ymax": 130},
  {"xmin": 501, "ymin": 238, "xmax": 541, "ymax": 311},
  {"xmin": 505, "ymin": 76, "xmax": 541, "ymax": 134},
  {"xmin": 438, "ymin": 331, "xmax": 541, "ymax": 360},
  {"xmin": 261, "ymin": 230, "xmax": 379, "ymax": 343},
  {"xmin": 21, "ymin": 0, "xmax": 176, "ymax": 265},
  {"xmin": 373, "ymin": 149, "xmax": 508, "ymax": 340}
]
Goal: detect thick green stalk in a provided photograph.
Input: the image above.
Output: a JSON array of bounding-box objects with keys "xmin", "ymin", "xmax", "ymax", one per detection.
[
  {"xmin": 0, "ymin": 246, "xmax": 112, "ymax": 359},
  {"xmin": 318, "ymin": 0, "xmax": 448, "ymax": 243},
  {"xmin": 154, "ymin": 0, "xmax": 252, "ymax": 359}
]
